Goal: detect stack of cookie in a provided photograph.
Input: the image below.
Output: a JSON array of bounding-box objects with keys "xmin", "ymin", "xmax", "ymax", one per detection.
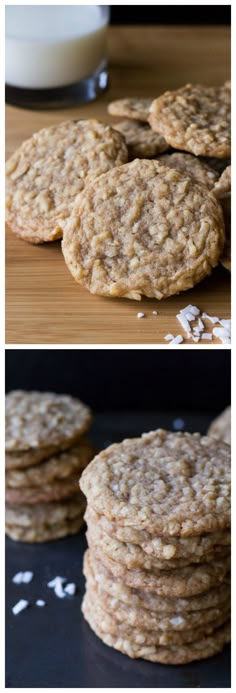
[
  {"xmin": 208, "ymin": 406, "xmax": 231, "ymax": 445},
  {"xmin": 5, "ymin": 390, "xmax": 94, "ymax": 542},
  {"xmin": 80, "ymin": 430, "xmax": 231, "ymax": 665}
]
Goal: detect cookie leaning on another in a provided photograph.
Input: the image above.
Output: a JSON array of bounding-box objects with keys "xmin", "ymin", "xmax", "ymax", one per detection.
[{"xmin": 5, "ymin": 119, "xmax": 128, "ymax": 244}]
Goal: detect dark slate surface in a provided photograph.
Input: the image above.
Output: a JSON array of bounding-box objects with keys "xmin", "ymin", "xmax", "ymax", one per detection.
[{"xmin": 6, "ymin": 412, "xmax": 231, "ymax": 688}]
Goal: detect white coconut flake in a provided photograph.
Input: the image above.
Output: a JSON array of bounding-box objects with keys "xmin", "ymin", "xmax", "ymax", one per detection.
[
  {"xmin": 169, "ymin": 616, "xmax": 185, "ymax": 626},
  {"xmin": 12, "ymin": 599, "xmax": 29, "ymax": 615},
  {"xmin": 213, "ymin": 327, "xmax": 231, "ymax": 344},
  {"xmin": 12, "ymin": 571, "xmax": 33, "ymax": 584},
  {"xmin": 186, "ymin": 312, "xmax": 196, "ymax": 322},
  {"xmin": 176, "ymin": 313, "xmax": 190, "ymax": 334},
  {"xmin": 164, "ymin": 333, "xmax": 174, "ymax": 341},
  {"xmin": 202, "ymin": 313, "xmax": 220, "ymax": 324},
  {"xmin": 137, "ymin": 312, "xmax": 145, "ymax": 319},
  {"xmin": 169, "ymin": 335, "xmax": 183, "ymax": 344},
  {"xmin": 152, "ymin": 310, "xmax": 158, "ymax": 315},
  {"xmin": 220, "ymin": 319, "xmax": 231, "ymax": 331},
  {"xmin": 64, "ymin": 583, "xmax": 76, "ymax": 596},
  {"xmin": 198, "ymin": 318, "xmax": 204, "ymax": 331},
  {"xmin": 180, "ymin": 304, "xmax": 200, "ymax": 317},
  {"xmin": 47, "ymin": 576, "xmax": 66, "ymax": 599},
  {"xmin": 192, "ymin": 337, "xmax": 200, "ymax": 343},
  {"xmin": 36, "ymin": 599, "xmax": 46, "ymax": 607},
  {"xmin": 201, "ymin": 333, "xmax": 213, "ymax": 340}
]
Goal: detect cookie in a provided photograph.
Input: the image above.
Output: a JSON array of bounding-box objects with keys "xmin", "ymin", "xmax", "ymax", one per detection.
[
  {"xmin": 84, "ymin": 551, "xmax": 230, "ymax": 614},
  {"xmin": 6, "ymin": 493, "xmax": 85, "ymax": 528},
  {"xmin": 157, "ymin": 152, "xmax": 219, "ymax": 189},
  {"xmin": 6, "ymin": 438, "xmax": 95, "ymax": 488},
  {"xmin": 6, "ymin": 444, "xmax": 71, "ymax": 471},
  {"xmin": 85, "ymin": 508, "xmax": 231, "ymax": 561},
  {"xmin": 82, "ymin": 594, "xmax": 230, "ymax": 664},
  {"xmin": 5, "ymin": 390, "xmax": 92, "ymax": 451},
  {"xmin": 5, "ymin": 473, "xmax": 83, "ymax": 505},
  {"xmin": 149, "ymin": 84, "xmax": 231, "ymax": 158},
  {"xmin": 213, "ymin": 165, "xmax": 231, "ymax": 199},
  {"xmin": 85, "ymin": 554, "xmax": 230, "ymax": 632},
  {"xmin": 114, "ymin": 120, "xmax": 168, "ymax": 158},
  {"xmin": 62, "ymin": 160, "xmax": 224, "ymax": 301},
  {"xmin": 108, "ymin": 98, "xmax": 152, "ymax": 122},
  {"xmin": 80, "ymin": 430, "xmax": 230, "ymax": 536},
  {"xmin": 87, "ymin": 524, "xmax": 230, "ymax": 571},
  {"xmin": 90, "ymin": 545, "xmax": 230, "ymax": 597},
  {"xmin": 6, "ymin": 119, "xmax": 128, "ymax": 244},
  {"xmin": 208, "ymin": 407, "xmax": 231, "ymax": 445},
  {"xmin": 6, "ymin": 511, "xmax": 85, "ymax": 543}
]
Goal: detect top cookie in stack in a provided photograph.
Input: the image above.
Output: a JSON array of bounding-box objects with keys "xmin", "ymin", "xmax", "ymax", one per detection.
[
  {"xmin": 81, "ymin": 429, "xmax": 231, "ymax": 665},
  {"xmin": 5, "ymin": 390, "xmax": 94, "ymax": 542}
]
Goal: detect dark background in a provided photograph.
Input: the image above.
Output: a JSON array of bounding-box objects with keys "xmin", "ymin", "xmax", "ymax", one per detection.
[
  {"xmin": 5, "ymin": 350, "xmax": 230, "ymax": 414},
  {"xmin": 110, "ymin": 5, "xmax": 230, "ymax": 25}
]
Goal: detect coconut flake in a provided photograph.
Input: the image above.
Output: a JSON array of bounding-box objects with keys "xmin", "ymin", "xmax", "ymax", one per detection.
[
  {"xmin": 164, "ymin": 333, "xmax": 174, "ymax": 341},
  {"xmin": 47, "ymin": 576, "xmax": 66, "ymax": 599},
  {"xmin": 137, "ymin": 312, "xmax": 145, "ymax": 319},
  {"xmin": 36, "ymin": 599, "xmax": 46, "ymax": 607},
  {"xmin": 176, "ymin": 313, "xmax": 190, "ymax": 334},
  {"xmin": 169, "ymin": 335, "xmax": 183, "ymax": 344},
  {"xmin": 12, "ymin": 599, "xmax": 29, "ymax": 615},
  {"xmin": 180, "ymin": 304, "xmax": 200, "ymax": 317},
  {"xmin": 169, "ymin": 616, "xmax": 185, "ymax": 626},
  {"xmin": 213, "ymin": 327, "xmax": 231, "ymax": 344},
  {"xmin": 12, "ymin": 571, "xmax": 33, "ymax": 584},
  {"xmin": 198, "ymin": 318, "xmax": 204, "ymax": 331},
  {"xmin": 201, "ymin": 333, "xmax": 213, "ymax": 340},
  {"xmin": 202, "ymin": 313, "xmax": 220, "ymax": 324},
  {"xmin": 64, "ymin": 583, "xmax": 76, "ymax": 596}
]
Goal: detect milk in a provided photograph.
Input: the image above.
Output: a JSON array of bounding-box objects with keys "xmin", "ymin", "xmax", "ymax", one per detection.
[{"xmin": 5, "ymin": 6, "xmax": 108, "ymax": 89}]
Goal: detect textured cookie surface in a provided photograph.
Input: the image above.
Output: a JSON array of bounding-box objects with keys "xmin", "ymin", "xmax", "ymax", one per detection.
[
  {"xmin": 87, "ymin": 524, "xmax": 229, "ymax": 570},
  {"xmin": 62, "ymin": 159, "xmax": 224, "ymax": 301},
  {"xmin": 6, "ymin": 493, "xmax": 85, "ymax": 527},
  {"xmin": 91, "ymin": 546, "xmax": 230, "ymax": 597},
  {"xmin": 5, "ymin": 119, "xmax": 128, "ymax": 244},
  {"xmin": 84, "ymin": 550, "xmax": 231, "ymax": 613},
  {"xmin": 5, "ymin": 474, "xmax": 83, "ymax": 504},
  {"xmin": 82, "ymin": 594, "xmax": 230, "ymax": 664},
  {"xmin": 80, "ymin": 429, "xmax": 230, "ymax": 536},
  {"xmin": 108, "ymin": 98, "xmax": 152, "ymax": 122},
  {"xmin": 149, "ymin": 84, "xmax": 231, "ymax": 158},
  {"xmin": 213, "ymin": 165, "xmax": 231, "ymax": 199},
  {"xmin": 6, "ymin": 438, "xmax": 95, "ymax": 488},
  {"xmin": 208, "ymin": 407, "xmax": 231, "ymax": 445},
  {"xmin": 6, "ymin": 390, "xmax": 91, "ymax": 451},
  {"xmin": 85, "ymin": 553, "xmax": 230, "ymax": 632},
  {"xmin": 157, "ymin": 152, "xmax": 219, "ymax": 189},
  {"xmin": 114, "ymin": 120, "xmax": 168, "ymax": 158},
  {"xmin": 6, "ymin": 505, "xmax": 85, "ymax": 543},
  {"xmin": 85, "ymin": 508, "xmax": 230, "ymax": 560}
]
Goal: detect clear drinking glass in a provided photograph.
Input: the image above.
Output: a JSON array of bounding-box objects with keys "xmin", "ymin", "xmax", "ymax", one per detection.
[{"xmin": 5, "ymin": 5, "xmax": 110, "ymax": 109}]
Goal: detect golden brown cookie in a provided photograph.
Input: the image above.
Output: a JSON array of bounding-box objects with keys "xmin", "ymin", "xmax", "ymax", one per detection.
[
  {"xmin": 208, "ymin": 407, "xmax": 231, "ymax": 445},
  {"xmin": 6, "ymin": 119, "xmax": 128, "ymax": 243},
  {"xmin": 114, "ymin": 120, "xmax": 168, "ymax": 158},
  {"xmin": 157, "ymin": 152, "xmax": 219, "ymax": 189},
  {"xmin": 108, "ymin": 98, "xmax": 152, "ymax": 122},
  {"xmin": 6, "ymin": 438, "xmax": 95, "ymax": 488},
  {"xmin": 6, "ymin": 390, "xmax": 92, "ymax": 451},
  {"xmin": 149, "ymin": 84, "xmax": 231, "ymax": 158},
  {"xmin": 62, "ymin": 160, "xmax": 225, "ymax": 301}
]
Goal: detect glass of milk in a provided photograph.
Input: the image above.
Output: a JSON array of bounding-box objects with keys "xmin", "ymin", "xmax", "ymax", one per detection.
[{"xmin": 5, "ymin": 5, "xmax": 110, "ymax": 109}]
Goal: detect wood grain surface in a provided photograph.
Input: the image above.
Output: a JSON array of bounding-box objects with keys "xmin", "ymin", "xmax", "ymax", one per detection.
[{"xmin": 5, "ymin": 26, "xmax": 230, "ymax": 345}]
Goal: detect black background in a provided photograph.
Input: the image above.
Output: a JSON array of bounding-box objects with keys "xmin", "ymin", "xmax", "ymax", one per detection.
[
  {"xmin": 6, "ymin": 350, "xmax": 230, "ymax": 413},
  {"xmin": 110, "ymin": 5, "xmax": 230, "ymax": 25}
]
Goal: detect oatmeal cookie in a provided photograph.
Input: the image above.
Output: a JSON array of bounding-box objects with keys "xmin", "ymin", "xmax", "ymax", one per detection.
[
  {"xmin": 80, "ymin": 430, "xmax": 230, "ymax": 536},
  {"xmin": 5, "ymin": 474, "xmax": 82, "ymax": 504},
  {"xmin": 108, "ymin": 98, "xmax": 152, "ymax": 122},
  {"xmin": 6, "ymin": 119, "xmax": 128, "ymax": 244},
  {"xmin": 6, "ymin": 438, "xmax": 95, "ymax": 488},
  {"xmin": 6, "ymin": 493, "xmax": 85, "ymax": 528},
  {"xmin": 6, "ymin": 510, "xmax": 85, "ymax": 542},
  {"xmin": 114, "ymin": 120, "xmax": 168, "ymax": 158},
  {"xmin": 208, "ymin": 407, "xmax": 231, "ymax": 445},
  {"xmin": 85, "ymin": 508, "xmax": 230, "ymax": 561},
  {"xmin": 157, "ymin": 152, "xmax": 219, "ymax": 189},
  {"xmin": 213, "ymin": 165, "xmax": 231, "ymax": 199},
  {"xmin": 84, "ymin": 551, "xmax": 230, "ymax": 614},
  {"xmin": 82, "ymin": 594, "xmax": 230, "ymax": 663},
  {"xmin": 149, "ymin": 84, "xmax": 231, "ymax": 158},
  {"xmin": 87, "ymin": 525, "xmax": 229, "ymax": 570},
  {"xmin": 5, "ymin": 390, "xmax": 91, "ymax": 451},
  {"xmin": 62, "ymin": 160, "xmax": 224, "ymax": 301},
  {"xmin": 85, "ymin": 555, "xmax": 230, "ymax": 632}
]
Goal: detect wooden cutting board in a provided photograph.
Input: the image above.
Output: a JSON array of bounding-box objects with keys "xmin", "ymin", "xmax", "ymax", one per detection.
[{"xmin": 6, "ymin": 25, "xmax": 230, "ymax": 344}]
